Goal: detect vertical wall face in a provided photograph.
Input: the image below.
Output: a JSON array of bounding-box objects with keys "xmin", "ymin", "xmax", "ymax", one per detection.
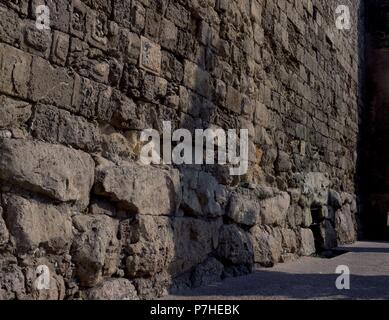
[
  {"xmin": 365, "ymin": 0, "xmax": 389, "ymax": 239},
  {"xmin": 0, "ymin": 0, "xmax": 363, "ymax": 299}
]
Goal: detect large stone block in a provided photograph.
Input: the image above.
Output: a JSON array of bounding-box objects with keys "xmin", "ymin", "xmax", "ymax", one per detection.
[
  {"xmin": 260, "ymin": 192, "xmax": 290, "ymax": 226},
  {"xmin": 29, "ymin": 56, "xmax": 74, "ymax": 108},
  {"xmin": 0, "ymin": 207, "xmax": 9, "ymax": 247},
  {"xmin": 51, "ymin": 31, "xmax": 70, "ymax": 66},
  {"xmin": 183, "ymin": 60, "xmax": 211, "ymax": 98},
  {"xmin": 0, "ymin": 43, "xmax": 31, "ymax": 99},
  {"xmin": 21, "ymin": 20, "xmax": 52, "ymax": 58},
  {"xmin": 299, "ymin": 228, "xmax": 316, "ymax": 256},
  {"xmin": 32, "ymin": 0, "xmax": 70, "ymax": 33},
  {"xmin": 72, "ymin": 214, "xmax": 120, "ymax": 287},
  {"xmin": 228, "ymin": 191, "xmax": 261, "ymax": 226},
  {"xmin": 95, "ymin": 163, "xmax": 181, "ymax": 216},
  {"xmin": 0, "ymin": 96, "xmax": 32, "ymax": 129},
  {"xmin": 125, "ymin": 215, "xmax": 174, "ymax": 277},
  {"xmin": 140, "ymin": 36, "xmax": 161, "ymax": 75},
  {"xmin": 335, "ymin": 204, "xmax": 357, "ymax": 244},
  {"xmin": 217, "ymin": 224, "xmax": 253, "ymax": 266},
  {"xmin": 84, "ymin": 278, "xmax": 138, "ymax": 300},
  {"xmin": 32, "ymin": 104, "xmax": 101, "ymax": 152},
  {"xmin": 2, "ymin": 194, "xmax": 72, "ymax": 253},
  {"xmin": 181, "ymin": 169, "xmax": 227, "ymax": 218},
  {"xmin": 0, "ymin": 139, "xmax": 95, "ymax": 207},
  {"xmin": 0, "ymin": 5, "xmax": 21, "ymax": 46},
  {"xmin": 172, "ymin": 217, "xmax": 222, "ymax": 276},
  {"xmin": 0, "ymin": 261, "xmax": 25, "ymax": 300},
  {"xmin": 250, "ymin": 226, "xmax": 282, "ymax": 267}
]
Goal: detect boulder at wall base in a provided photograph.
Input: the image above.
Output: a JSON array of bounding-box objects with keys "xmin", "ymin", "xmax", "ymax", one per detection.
[
  {"xmin": 0, "ymin": 138, "xmax": 95, "ymax": 208},
  {"xmin": 95, "ymin": 162, "xmax": 181, "ymax": 215},
  {"xmin": 190, "ymin": 257, "xmax": 224, "ymax": 288},
  {"xmin": 125, "ymin": 215, "xmax": 222, "ymax": 278},
  {"xmin": 299, "ymin": 228, "xmax": 316, "ymax": 256},
  {"xmin": 71, "ymin": 214, "xmax": 120, "ymax": 287},
  {"xmin": 125, "ymin": 215, "xmax": 175, "ymax": 278},
  {"xmin": 336, "ymin": 204, "xmax": 357, "ymax": 244},
  {"xmin": 250, "ymin": 225, "xmax": 282, "ymax": 267},
  {"xmin": 217, "ymin": 224, "xmax": 254, "ymax": 266},
  {"xmin": 83, "ymin": 278, "xmax": 138, "ymax": 300}
]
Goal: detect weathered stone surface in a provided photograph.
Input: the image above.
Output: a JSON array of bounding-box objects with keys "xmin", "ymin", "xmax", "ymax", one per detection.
[
  {"xmin": 0, "ymin": 260, "xmax": 25, "ymax": 300},
  {"xmin": 84, "ymin": 278, "xmax": 138, "ymax": 300},
  {"xmin": 140, "ymin": 36, "xmax": 161, "ymax": 75},
  {"xmin": 3, "ymin": 194, "xmax": 72, "ymax": 253},
  {"xmin": 217, "ymin": 224, "xmax": 253, "ymax": 266},
  {"xmin": 191, "ymin": 258, "xmax": 224, "ymax": 288},
  {"xmin": 0, "ymin": 43, "xmax": 31, "ymax": 99},
  {"xmin": 0, "ymin": 96, "xmax": 31, "ymax": 129},
  {"xmin": 299, "ymin": 228, "xmax": 316, "ymax": 256},
  {"xmin": 250, "ymin": 226, "xmax": 282, "ymax": 267},
  {"xmin": 227, "ymin": 192, "xmax": 260, "ymax": 226},
  {"xmin": 95, "ymin": 163, "xmax": 181, "ymax": 216},
  {"xmin": 260, "ymin": 192, "xmax": 290, "ymax": 226},
  {"xmin": 0, "ymin": 139, "xmax": 94, "ymax": 207},
  {"xmin": 0, "ymin": 6, "xmax": 21, "ymax": 46},
  {"xmin": 29, "ymin": 56, "xmax": 74, "ymax": 108},
  {"xmin": 125, "ymin": 215, "xmax": 174, "ymax": 277},
  {"xmin": 336, "ymin": 204, "xmax": 357, "ymax": 244},
  {"xmin": 172, "ymin": 217, "xmax": 222, "ymax": 276},
  {"xmin": 181, "ymin": 169, "xmax": 227, "ymax": 218},
  {"xmin": 0, "ymin": 0, "xmax": 363, "ymax": 300},
  {"xmin": 319, "ymin": 220, "xmax": 338, "ymax": 250},
  {"xmin": 21, "ymin": 20, "xmax": 52, "ymax": 58},
  {"xmin": 51, "ymin": 31, "xmax": 70, "ymax": 66},
  {"xmin": 32, "ymin": 104, "xmax": 101, "ymax": 152},
  {"xmin": 72, "ymin": 214, "xmax": 120, "ymax": 287},
  {"xmin": 0, "ymin": 207, "xmax": 9, "ymax": 247},
  {"xmin": 184, "ymin": 60, "xmax": 210, "ymax": 98}
]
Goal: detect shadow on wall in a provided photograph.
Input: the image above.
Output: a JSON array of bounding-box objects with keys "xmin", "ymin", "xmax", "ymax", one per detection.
[{"xmin": 361, "ymin": 0, "xmax": 389, "ymax": 240}]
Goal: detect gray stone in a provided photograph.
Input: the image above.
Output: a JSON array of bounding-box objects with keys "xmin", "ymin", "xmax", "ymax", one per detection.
[
  {"xmin": 184, "ymin": 60, "xmax": 211, "ymax": 98},
  {"xmin": 29, "ymin": 56, "xmax": 74, "ymax": 108},
  {"xmin": 0, "ymin": 207, "xmax": 9, "ymax": 246},
  {"xmin": 95, "ymin": 163, "xmax": 181, "ymax": 216},
  {"xmin": 84, "ymin": 278, "xmax": 138, "ymax": 300},
  {"xmin": 140, "ymin": 36, "xmax": 161, "ymax": 75},
  {"xmin": 3, "ymin": 194, "xmax": 72, "ymax": 253},
  {"xmin": 260, "ymin": 192, "xmax": 290, "ymax": 226},
  {"xmin": 172, "ymin": 217, "xmax": 222, "ymax": 276},
  {"xmin": 217, "ymin": 224, "xmax": 253, "ymax": 265},
  {"xmin": 299, "ymin": 228, "xmax": 316, "ymax": 256},
  {"xmin": 125, "ymin": 215, "xmax": 174, "ymax": 277},
  {"xmin": 0, "ymin": 43, "xmax": 31, "ymax": 99},
  {"xmin": 228, "ymin": 192, "xmax": 261, "ymax": 226},
  {"xmin": 336, "ymin": 204, "xmax": 357, "ymax": 244},
  {"xmin": 250, "ymin": 226, "xmax": 282, "ymax": 267},
  {"xmin": 0, "ymin": 139, "xmax": 95, "ymax": 208},
  {"xmin": 191, "ymin": 258, "xmax": 224, "ymax": 288},
  {"xmin": 72, "ymin": 214, "xmax": 120, "ymax": 287},
  {"xmin": 0, "ymin": 96, "xmax": 32, "ymax": 129}
]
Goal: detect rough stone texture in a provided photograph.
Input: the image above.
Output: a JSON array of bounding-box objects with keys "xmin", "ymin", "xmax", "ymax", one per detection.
[
  {"xmin": 0, "ymin": 139, "xmax": 94, "ymax": 208},
  {"xmin": 95, "ymin": 163, "xmax": 181, "ymax": 216},
  {"xmin": 72, "ymin": 214, "xmax": 120, "ymax": 287},
  {"xmin": 84, "ymin": 278, "xmax": 138, "ymax": 300},
  {"xmin": 0, "ymin": 0, "xmax": 363, "ymax": 300},
  {"xmin": 3, "ymin": 194, "xmax": 73, "ymax": 253}
]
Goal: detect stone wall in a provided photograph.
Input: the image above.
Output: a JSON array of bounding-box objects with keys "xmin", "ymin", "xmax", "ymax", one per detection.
[{"xmin": 0, "ymin": 0, "xmax": 363, "ymax": 300}]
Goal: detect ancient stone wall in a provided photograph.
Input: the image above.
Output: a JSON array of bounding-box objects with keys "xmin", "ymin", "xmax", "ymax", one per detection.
[{"xmin": 0, "ymin": 0, "xmax": 363, "ymax": 299}]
